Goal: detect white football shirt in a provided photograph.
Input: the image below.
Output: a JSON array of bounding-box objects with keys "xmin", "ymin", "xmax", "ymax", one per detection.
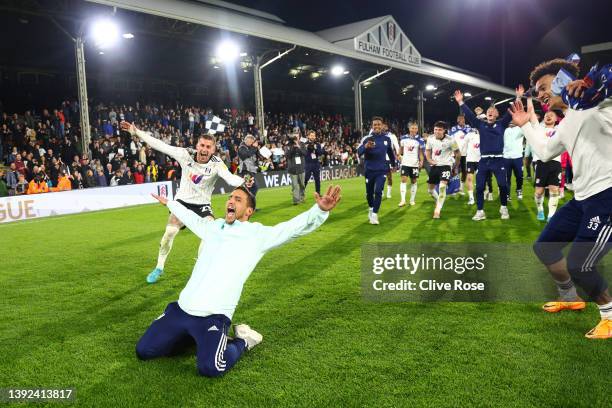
[{"xmin": 135, "ymin": 129, "xmax": 244, "ymax": 205}]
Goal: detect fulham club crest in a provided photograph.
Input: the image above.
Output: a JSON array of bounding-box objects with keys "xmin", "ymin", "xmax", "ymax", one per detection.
[{"xmin": 387, "ymin": 22, "xmax": 396, "ymax": 43}]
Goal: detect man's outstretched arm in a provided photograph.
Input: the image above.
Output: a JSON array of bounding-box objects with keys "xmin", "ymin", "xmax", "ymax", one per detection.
[
  {"xmin": 217, "ymin": 162, "xmax": 247, "ymax": 187},
  {"xmin": 508, "ymin": 100, "xmax": 564, "ymax": 162},
  {"xmin": 121, "ymin": 121, "xmax": 187, "ymax": 161},
  {"xmin": 257, "ymin": 185, "xmax": 342, "ymax": 252},
  {"xmin": 454, "ymin": 90, "xmax": 480, "ymax": 128},
  {"xmin": 152, "ymin": 194, "xmax": 213, "ymax": 240}
]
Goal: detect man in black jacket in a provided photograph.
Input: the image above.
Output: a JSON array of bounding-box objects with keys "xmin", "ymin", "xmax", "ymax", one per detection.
[
  {"xmin": 285, "ymin": 134, "xmax": 306, "ymax": 204},
  {"xmin": 238, "ymin": 134, "xmax": 259, "ymax": 197},
  {"xmin": 304, "ymin": 130, "xmax": 324, "ymax": 195}
]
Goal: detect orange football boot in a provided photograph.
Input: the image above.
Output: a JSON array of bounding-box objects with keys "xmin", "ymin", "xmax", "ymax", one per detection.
[
  {"xmin": 542, "ymin": 298, "xmax": 586, "ymax": 313},
  {"xmin": 585, "ymin": 319, "xmax": 612, "ymax": 339}
]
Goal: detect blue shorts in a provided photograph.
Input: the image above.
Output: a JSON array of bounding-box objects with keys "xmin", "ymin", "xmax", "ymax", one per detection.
[{"xmin": 534, "ymin": 187, "xmax": 612, "ymax": 298}]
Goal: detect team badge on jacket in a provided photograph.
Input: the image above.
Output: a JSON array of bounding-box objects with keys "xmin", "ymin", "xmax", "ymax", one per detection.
[{"xmin": 191, "ymin": 174, "xmax": 205, "ymax": 184}]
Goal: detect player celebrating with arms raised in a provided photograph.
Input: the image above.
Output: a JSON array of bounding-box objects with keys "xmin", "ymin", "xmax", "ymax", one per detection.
[
  {"xmin": 454, "ymin": 89, "xmax": 517, "ymax": 220},
  {"xmin": 120, "ymin": 121, "xmax": 251, "ymax": 284},
  {"xmin": 136, "ymin": 185, "xmax": 342, "ymax": 376},
  {"xmin": 509, "ymin": 58, "xmax": 612, "ymax": 338}
]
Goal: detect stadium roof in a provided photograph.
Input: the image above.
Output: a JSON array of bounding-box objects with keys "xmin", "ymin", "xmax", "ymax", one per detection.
[{"xmin": 86, "ymin": 0, "xmax": 515, "ymax": 96}]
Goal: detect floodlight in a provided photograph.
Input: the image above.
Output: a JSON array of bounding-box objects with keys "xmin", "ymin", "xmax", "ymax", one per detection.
[
  {"xmin": 215, "ymin": 40, "xmax": 240, "ymax": 63},
  {"xmin": 91, "ymin": 19, "xmax": 120, "ymax": 49},
  {"xmin": 330, "ymin": 65, "xmax": 344, "ymax": 77}
]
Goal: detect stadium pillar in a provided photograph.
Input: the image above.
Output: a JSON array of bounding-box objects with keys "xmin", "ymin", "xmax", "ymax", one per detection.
[
  {"xmin": 355, "ymin": 68, "xmax": 392, "ymax": 135},
  {"xmin": 254, "ymin": 56, "xmax": 264, "ymax": 139},
  {"xmin": 75, "ymin": 37, "xmax": 91, "ymax": 157},
  {"xmin": 353, "ymin": 77, "xmax": 363, "ymax": 135},
  {"xmin": 253, "ymin": 46, "xmax": 296, "ymax": 141},
  {"xmin": 417, "ymin": 89, "xmax": 425, "ymax": 136}
]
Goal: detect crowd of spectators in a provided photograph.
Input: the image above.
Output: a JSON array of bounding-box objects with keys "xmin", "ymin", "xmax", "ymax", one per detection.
[{"xmin": 0, "ymin": 99, "xmax": 421, "ymax": 197}]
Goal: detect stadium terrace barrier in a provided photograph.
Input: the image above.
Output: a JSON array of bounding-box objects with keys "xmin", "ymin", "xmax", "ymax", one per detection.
[
  {"xmin": 212, "ymin": 164, "xmax": 363, "ymax": 194},
  {"xmin": 0, "ymin": 165, "xmax": 361, "ymax": 224},
  {"xmin": 0, "ymin": 182, "xmax": 174, "ymax": 224}
]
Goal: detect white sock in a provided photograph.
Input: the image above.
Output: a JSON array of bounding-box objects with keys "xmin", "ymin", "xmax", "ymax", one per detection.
[
  {"xmin": 553, "ymin": 278, "xmax": 578, "ymax": 301},
  {"xmin": 410, "ymin": 183, "xmax": 418, "ymax": 202},
  {"xmin": 400, "ymin": 182, "xmax": 407, "ymax": 201},
  {"xmin": 468, "ymin": 190, "xmax": 474, "ymax": 200},
  {"xmin": 459, "ymin": 181, "xmax": 464, "ymax": 191},
  {"xmin": 598, "ymin": 301, "xmax": 612, "ymax": 320},
  {"xmin": 156, "ymin": 224, "xmax": 180, "ymax": 270},
  {"xmin": 428, "ymin": 188, "xmax": 439, "ymax": 201},
  {"xmin": 535, "ymin": 194, "xmax": 544, "ymax": 212},
  {"xmin": 387, "ymin": 185, "xmax": 392, "ymax": 195},
  {"xmin": 437, "ymin": 184, "xmax": 447, "ymax": 209},
  {"xmin": 548, "ymin": 191, "xmax": 560, "ymax": 218}
]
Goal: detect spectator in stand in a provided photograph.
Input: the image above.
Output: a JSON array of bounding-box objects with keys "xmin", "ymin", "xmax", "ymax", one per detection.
[
  {"xmin": 124, "ymin": 168, "xmax": 135, "ymax": 185},
  {"xmin": 84, "ymin": 169, "xmax": 97, "ymax": 188},
  {"xmin": 14, "ymin": 154, "xmax": 27, "ymax": 175},
  {"xmin": 15, "ymin": 173, "xmax": 28, "ymax": 195},
  {"xmin": 110, "ymin": 169, "xmax": 125, "ymax": 186},
  {"xmin": 27, "ymin": 173, "xmax": 49, "ymax": 195},
  {"xmin": 146, "ymin": 160, "xmax": 159, "ymax": 182},
  {"xmin": 6, "ymin": 163, "xmax": 18, "ymax": 192},
  {"xmin": 95, "ymin": 169, "xmax": 108, "ymax": 187},
  {"xmin": 7, "ymin": 146, "xmax": 18, "ymax": 164},
  {"xmin": 55, "ymin": 109, "xmax": 65, "ymax": 137},
  {"xmin": 103, "ymin": 120, "xmax": 113, "ymax": 138},
  {"xmin": 104, "ymin": 163, "xmax": 113, "ymax": 184},
  {"xmin": 51, "ymin": 172, "xmax": 72, "ymax": 192},
  {"xmin": 133, "ymin": 165, "xmax": 145, "ymax": 184},
  {"xmin": 0, "ymin": 170, "xmax": 8, "ymax": 197},
  {"xmin": 71, "ymin": 170, "xmax": 84, "ymax": 190}
]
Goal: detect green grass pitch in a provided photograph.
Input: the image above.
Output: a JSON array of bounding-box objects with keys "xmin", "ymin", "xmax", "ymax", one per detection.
[{"xmin": 1, "ymin": 173, "xmax": 610, "ymax": 407}]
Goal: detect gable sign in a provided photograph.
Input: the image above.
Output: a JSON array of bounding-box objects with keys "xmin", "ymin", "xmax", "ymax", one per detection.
[{"xmin": 354, "ymin": 17, "xmax": 421, "ymax": 66}]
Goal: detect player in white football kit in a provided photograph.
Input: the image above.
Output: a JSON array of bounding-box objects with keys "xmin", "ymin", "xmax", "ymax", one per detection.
[
  {"xmin": 383, "ymin": 123, "xmax": 400, "ymax": 199},
  {"xmin": 425, "ymin": 121, "xmax": 461, "ymax": 219},
  {"xmin": 533, "ymin": 111, "xmax": 563, "ymax": 221},
  {"xmin": 120, "ymin": 121, "xmax": 249, "ymax": 283},
  {"xmin": 398, "ymin": 122, "xmax": 424, "ymax": 206}
]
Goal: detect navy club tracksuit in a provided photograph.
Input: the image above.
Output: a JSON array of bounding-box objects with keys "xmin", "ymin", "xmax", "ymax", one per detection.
[
  {"xmin": 358, "ymin": 133, "xmax": 396, "ymax": 213},
  {"xmin": 461, "ymin": 104, "xmax": 512, "ymax": 210},
  {"xmin": 304, "ymin": 142, "xmax": 323, "ymax": 194},
  {"xmin": 136, "ymin": 302, "xmax": 246, "ymax": 377}
]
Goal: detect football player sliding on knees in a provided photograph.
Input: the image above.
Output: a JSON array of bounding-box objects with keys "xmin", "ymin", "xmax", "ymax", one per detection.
[{"xmin": 139, "ymin": 185, "xmax": 342, "ymax": 377}]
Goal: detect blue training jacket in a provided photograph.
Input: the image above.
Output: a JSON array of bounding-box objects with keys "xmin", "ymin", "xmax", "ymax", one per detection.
[{"xmin": 358, "ymin": 132, "xmax": 396, "ymax": 173}]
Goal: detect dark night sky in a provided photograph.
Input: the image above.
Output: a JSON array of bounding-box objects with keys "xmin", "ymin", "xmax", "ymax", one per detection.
[
  {"xmin": 1, "ymin": 0, "xmax": 611, "ymax": 114},
  {"xmin": 228, "ymin": 0, "xmax": 612, "ymax": 87}
]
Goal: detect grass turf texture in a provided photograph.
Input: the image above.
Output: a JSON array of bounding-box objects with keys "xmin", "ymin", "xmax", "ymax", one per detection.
[{"xmin": 1, "ymin": 173, "xmax": 610, "ymax": 408}]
